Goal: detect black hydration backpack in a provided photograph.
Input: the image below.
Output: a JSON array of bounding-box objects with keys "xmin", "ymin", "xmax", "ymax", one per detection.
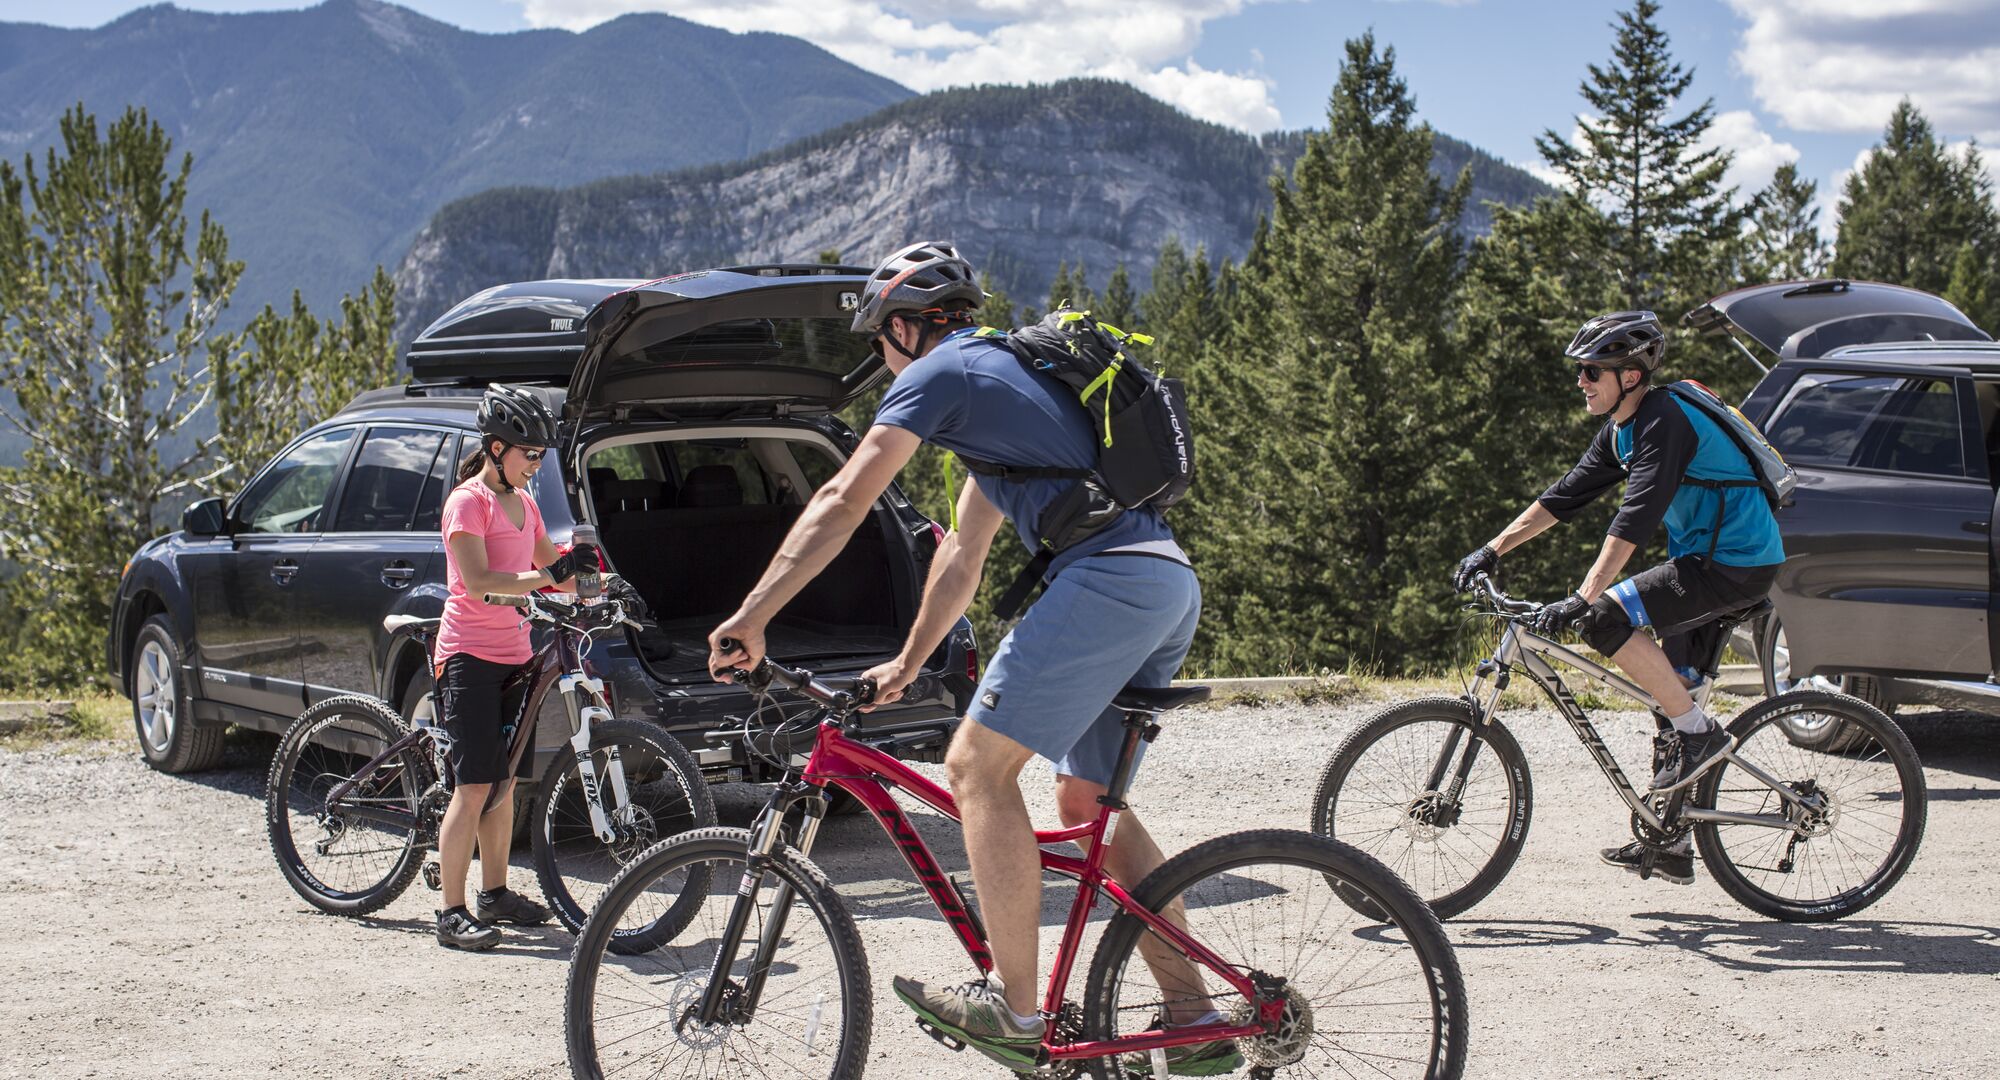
[{"xmin": 954, "ymin": 309, "xmax": 1196, "ymax": 618}]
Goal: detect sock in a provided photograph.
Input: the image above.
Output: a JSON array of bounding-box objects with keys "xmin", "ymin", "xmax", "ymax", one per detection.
[
  {"xmin": 478, "ymin": 886, "xmax": 508, "ymax": 900},
  {"xmin": 1171, "ymin": 1009, "xmax": 1225, "ymax": 1029},
  {"xmin": 1007, "ymin": 1004, "xmax": 1042, "ymax": 1031},
  {"xmin": 441, "ymin": 904, "xmax": 469, "ymax": 918},
  {"xmin": 1667, "ymin": 705, "xmax": 1715, "ymax": 734}
]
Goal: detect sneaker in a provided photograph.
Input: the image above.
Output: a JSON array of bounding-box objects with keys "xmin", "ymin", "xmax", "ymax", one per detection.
[
  {"xmin": 1649, "ymin": 727, "xmax": 1732, "ymax": 794},
  {"xmin": 1599, "ymin": 840, "xmax": 1694, "ymax": 885},
  {"xmin": 1116, "ymin": 1011, "xmax": 1245, "ymax": 1077},
  {"xmin": 892, "ymin": 976, "xmax": 1044, "ymax": 1071},
  {"xmin": 436, "ymin": 906, "xmax": 500, "ymax": 950},
  {"xmin": 472, "ymin": 886, "xmax": 552, "ymax": 926}
]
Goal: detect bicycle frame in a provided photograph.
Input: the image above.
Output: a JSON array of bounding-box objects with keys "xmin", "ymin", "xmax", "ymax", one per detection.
[
  {"xmin": 320, "ymin": 604, "xmax": 631, "ymax": 839},
  {"xmin": 702, "ymin": 714, "xmax": 1281, "ymax": 1062},
  {"xmin": 1465, "ymin": 620, "xmax": 1821, "ymax": 836}
]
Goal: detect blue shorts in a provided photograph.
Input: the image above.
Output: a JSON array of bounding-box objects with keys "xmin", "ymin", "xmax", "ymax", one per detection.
[{"xmin": 965, "ymin": 554, "xmax": 1201, "ymax": 787}]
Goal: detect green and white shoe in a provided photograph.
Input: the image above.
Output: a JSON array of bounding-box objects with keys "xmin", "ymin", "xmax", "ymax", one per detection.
[
  {"xmin": 893, "ymin": 975, "xmax": 1045, "ymax": 1071},
  {"xmin": 1118, "ymin": 1011, "xmax": 1245, "ymax": 1076}
]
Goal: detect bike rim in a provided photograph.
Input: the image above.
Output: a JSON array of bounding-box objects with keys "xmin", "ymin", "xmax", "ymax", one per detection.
[
  {"xmin": 576, "ymin": 848, "xmax": 851, "ymax": 1077},
  {"xmin": 1324, "ymin": 718, "xmax": 1517, "ymax": 907},
  {"xmin": 1104, "ymin": 854, "xmax": 1447, "ymax": 1078},
  {"xmin": 135, "ymin": 640, "xmax": 175, "ymax": 754},
  {"xmin": 543, "ymin": 743, "xmax": 705, "ymax": 928},
  {"xmin": 1702, "ymin": 707, "xmax": 1913, "ymax": 909},
  {"xmin": 279, "ymin": 713, "xmax": 423, "ymax": 898}
]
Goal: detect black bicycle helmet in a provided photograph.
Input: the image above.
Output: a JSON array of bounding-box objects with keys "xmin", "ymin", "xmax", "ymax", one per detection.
[
  {"xmin": 478, "ymin": 383, "xmax": 559, "ymax": 448},
  {"xmin": 1565, "ymin": 310, "xmax": 1667, "ymax": 373},
  {"xmin": 849, "ymin": 241, "xmax": 985, "ymax": 334}
]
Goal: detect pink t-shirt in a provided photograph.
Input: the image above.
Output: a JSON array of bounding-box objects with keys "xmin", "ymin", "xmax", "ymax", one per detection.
[{"xmin": 436, "ymin": 477, "xmax": 546, "ymax": 666}]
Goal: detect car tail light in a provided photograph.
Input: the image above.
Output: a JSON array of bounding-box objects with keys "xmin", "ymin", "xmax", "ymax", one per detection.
[
  {"xmin": 965, "ymin": 644, "xmax": 979, "ymax": 681},
  {"xmin": 928, "ymin": 521, "xmax": 946, "ymax": 547}
]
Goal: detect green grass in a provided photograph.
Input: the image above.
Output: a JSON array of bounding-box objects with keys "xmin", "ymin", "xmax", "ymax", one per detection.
[{"xmin": 0, "ymin": 692, "xmax": 126, "ymax": 751}]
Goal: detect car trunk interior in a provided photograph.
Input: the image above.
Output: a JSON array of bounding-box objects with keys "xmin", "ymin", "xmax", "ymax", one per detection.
[{"xmin": 581, "ymin": 427, "xmax": 907, "ymax": 678}]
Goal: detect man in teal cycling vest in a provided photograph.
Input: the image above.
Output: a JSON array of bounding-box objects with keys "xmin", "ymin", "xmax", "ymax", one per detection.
[{"xmin": 1452, "ymin": 311, "xmax": 1786, "ymax": 885}]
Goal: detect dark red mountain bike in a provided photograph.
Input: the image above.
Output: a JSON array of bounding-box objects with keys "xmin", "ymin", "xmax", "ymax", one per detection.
[{"xmin": 564, "ymin": 649, "xmax": 1467, "ymax": 1079}]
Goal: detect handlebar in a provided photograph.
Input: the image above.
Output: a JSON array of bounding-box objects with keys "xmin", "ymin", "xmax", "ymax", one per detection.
[
  {"xmin": 1470, "ymin": 573, "xmax": 1540, "ymax": 616},
  {"xmin": 482, "ymin": 590, "xmax": 644, "ymax": 632},
  {"xmin": 714, "ymin": 637, "xmax": 877, "ymax": 711}
]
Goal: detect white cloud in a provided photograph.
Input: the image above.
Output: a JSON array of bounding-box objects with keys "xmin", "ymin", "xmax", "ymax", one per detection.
[
  {"xmin": 512, "ymin": 0, "xmax": 1285, "ymax": 131},
  {"xmin": 1725, "ymin": 0, "xmax": 2000, "ymax": 139},
  {"xmin": 1699, "ymin": 109, "xmax": 1801, "ymax": 195}
]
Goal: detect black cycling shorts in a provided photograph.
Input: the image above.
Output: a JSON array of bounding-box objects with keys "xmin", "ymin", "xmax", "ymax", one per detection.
[
  {"xmin": 435, "ymin": 653, "xmax": 538, "ymax": 786},
  {"xmin": 1577, "ymin": 555, "xmax": 1779, "ymax": 667}
]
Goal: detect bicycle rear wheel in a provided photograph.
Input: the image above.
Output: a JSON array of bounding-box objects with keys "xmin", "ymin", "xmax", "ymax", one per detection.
[
  {"xmin": 265, "ymin": 695, "xmax": 435, "ymax": 916},
  {"xmin": 1692, "ymin": 690, "xmax": 1925, "ymax": 922},
  {"xmin": 566, "ymin": 827, "xmax": 870, "ymax": 1080},
  {"xmin": 1312, "ymin": 696, "xmax": 1531, "ymax": 919},
  {"xmin": 531, "ymin": 718, "xmax": 716, "ymax": 950},
  {"xmin": 1082, "ymin": 829, "xmax": 1467, "ymax": 1080}
]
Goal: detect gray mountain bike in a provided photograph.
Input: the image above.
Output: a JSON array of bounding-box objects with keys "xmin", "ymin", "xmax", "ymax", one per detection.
[{"xmin": 1312, "ymin": 573, "xmax": 1926, "ymax": 922}]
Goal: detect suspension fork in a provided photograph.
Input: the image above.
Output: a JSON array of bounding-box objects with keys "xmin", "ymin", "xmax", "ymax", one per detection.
[
  {"xmin": 1428, "ymin": 631, "xmax": 1515, "ymax": 802},
  {"xmin": 693, "ymin": 783, "xmax": 824, "ymax": 1027},
  {"xmin": 560, "ymin": 670, "xmax": 626, "ymax": 844},
  {"xmin": 736, "ymin": 787, "xmax": 830, "ymax": 1016}
]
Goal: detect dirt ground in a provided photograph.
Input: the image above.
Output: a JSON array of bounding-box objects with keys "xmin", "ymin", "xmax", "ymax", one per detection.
[{"xmin": 3, "ymin": 693, "xmax": 1997, "ymax": 1079}]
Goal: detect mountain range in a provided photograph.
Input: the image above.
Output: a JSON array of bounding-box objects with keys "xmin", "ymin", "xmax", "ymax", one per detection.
[
  {"xmin": 395, "ymin": 79, "xmax": 1552, "ymax": 335},
  {"xmin": 0, "ymin": 0, "xmax": 912, "ymax": 317}
]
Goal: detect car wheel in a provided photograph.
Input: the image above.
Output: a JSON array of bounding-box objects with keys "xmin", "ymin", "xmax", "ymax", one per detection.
[
  {"xmin": 1758, "ymin": 614, "xmax": 1875, "ymax": 753},
  {"xmin": 130, "ymin": 615, "xmax": 226, "ymax": 773}
]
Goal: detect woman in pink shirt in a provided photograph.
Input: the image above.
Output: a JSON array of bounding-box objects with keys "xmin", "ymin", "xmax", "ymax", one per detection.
[{"xmin": 431, "ymin": 385, "xmax": 587, "ymax": 951}]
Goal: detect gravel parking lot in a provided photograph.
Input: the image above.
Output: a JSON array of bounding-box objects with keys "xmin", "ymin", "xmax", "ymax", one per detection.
[{"xmin": 3, "ymin": 692, "xmax": 1998, "ymax": 1079}]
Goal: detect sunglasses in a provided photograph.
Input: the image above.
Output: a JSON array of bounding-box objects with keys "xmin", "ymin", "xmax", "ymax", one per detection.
[
  {"xmin": 512, "ymin": 446, "xmax": 546, "ymax": 462},
  {"xmin": 1573, "ymin": 362, "xmax": 1622, "ymax": 382}
]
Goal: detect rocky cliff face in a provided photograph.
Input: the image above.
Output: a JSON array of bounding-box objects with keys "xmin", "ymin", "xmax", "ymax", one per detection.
[{"xmin": 395, "ymin": 81, "xmax": 1549, "ymax": 335}]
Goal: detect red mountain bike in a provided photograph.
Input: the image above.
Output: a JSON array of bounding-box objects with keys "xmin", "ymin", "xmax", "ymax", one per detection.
[{"xmin": 564, "ymin": 650, "xmax": 1467, "ymax": 1079}]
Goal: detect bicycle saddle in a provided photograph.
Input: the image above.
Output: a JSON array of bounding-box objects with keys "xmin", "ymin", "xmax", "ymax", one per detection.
[
  {"xmin": 382, "ymin": 614, "xmax": 441, "ymax": 636},
  {"xmin": 1113, "ymin": 685, "xmax": 1211, "ymax": 714}
]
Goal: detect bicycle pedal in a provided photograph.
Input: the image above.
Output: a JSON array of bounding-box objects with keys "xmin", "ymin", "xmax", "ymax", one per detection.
[
  {"xmin": 420, "ymin": 861, "xmax": 442, "ymax": 891},
  {"xmin": 914, "ymin": 1017, "xmax": 967, "ymax": 1052}
]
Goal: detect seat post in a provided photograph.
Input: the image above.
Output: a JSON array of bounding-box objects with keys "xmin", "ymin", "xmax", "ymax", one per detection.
[{"xmin": 1097, "ymin": 710, "xmax": 1161, "ymax": 812}]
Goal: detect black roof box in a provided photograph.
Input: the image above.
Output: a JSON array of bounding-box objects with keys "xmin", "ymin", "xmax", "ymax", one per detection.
[{"xmin": 406, "ymin": 279, "xmax": 643, "ymax": 385}]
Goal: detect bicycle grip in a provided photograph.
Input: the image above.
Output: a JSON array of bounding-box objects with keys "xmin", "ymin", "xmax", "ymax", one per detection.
[{"xmin": 483, "ymin": 592, "xmax": 531, "ymax": 607}]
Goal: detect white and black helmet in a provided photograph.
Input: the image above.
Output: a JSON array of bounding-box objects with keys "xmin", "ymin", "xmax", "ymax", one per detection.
[
  {"xmin": 478, "ymin": 383, "xmax": 559, "ymax": 448},
  {"xmin": 1565, "ymin": 310, "xmax": 1667, "ymax": 373},
  {"xmin": 849, "ymin": 241, "xmax": 985, "ymax": 335}
]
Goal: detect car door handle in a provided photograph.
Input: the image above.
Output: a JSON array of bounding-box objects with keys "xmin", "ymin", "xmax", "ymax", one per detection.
[
  {"xmin": 270, "ymin": 559, "xmax": 301, "ymax": 585},
  {"xmin": 380, "ymin": 563, "xmax": 417, "ymax": 587},
  {"xmin": 1964, "ymin": 519, "xmax": 1989, "ymax": 533}
]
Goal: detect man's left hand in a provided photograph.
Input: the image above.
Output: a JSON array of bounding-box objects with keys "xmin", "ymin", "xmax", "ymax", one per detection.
[
  {"xmin": 857, "ymin": 658, "xmax": 916, "ymax": 712},
  {"xmin": 1530, "ymin": 593, "xmax": 1590, "ymax": 635}
]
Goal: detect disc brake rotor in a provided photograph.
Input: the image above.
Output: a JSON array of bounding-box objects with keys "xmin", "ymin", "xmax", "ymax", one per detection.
[{"xmin": 1228, "ymin": 983, "xmax": 1313, "ymax": 1068}]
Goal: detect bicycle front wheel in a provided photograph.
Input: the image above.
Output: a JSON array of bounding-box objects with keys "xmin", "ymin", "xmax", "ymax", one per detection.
[
  {"xmin": 1082, "ymin": 829, "xmax": 1468, "ymax": 1080},
  {"xmin": 566, "ymin": 827, "xmax": 870, "ymax": 1080},
  {"xmin": 1693, "ymin": 690, "xmax": 1926, "ymax": 922},
  {"xmin": 531, "ymin": 718, "xmax": 716, "ymax": 949},
  {"xmin": 1312, "ymin": 697, "xmax": 1531, "ymax": 919},
  {"xmin": 265, "ymin": 695, "xmax": 434, "ymax": 916}
]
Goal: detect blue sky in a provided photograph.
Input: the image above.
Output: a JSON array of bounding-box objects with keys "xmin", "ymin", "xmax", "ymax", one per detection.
[{"xmin": 14, "ymin": 0, "xmax": 2000, "ymax": 228}]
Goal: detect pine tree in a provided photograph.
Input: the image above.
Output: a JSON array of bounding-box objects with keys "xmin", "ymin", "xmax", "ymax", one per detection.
[
  {"xmin": 1834, "ymin": 100, "xmax": 2000, "ymax": 331},
  {"xmin": 1747, "ymin": 163, "xmax": 1830, "ymax": 282},
  {"xmin": 1100, "ymin": 263, "xmax": 1137, "ymax": 327},
  {"xmin": 1535, "ymin": 0, "xmax": 1747, "ymax": 313},
  {"xmin": 0, "ymin": 106, "xmax": 399, "ymax": 686},
  {"xmin": 1193, "ymin": 34, "xmax": 1472, "ymax": 674}
]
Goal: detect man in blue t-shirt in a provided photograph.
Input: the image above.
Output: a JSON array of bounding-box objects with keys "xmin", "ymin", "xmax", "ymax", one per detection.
[
  {"xmin": 707, "ymin": 242, "xmax": 1223, "ymax": 1074},
  {"xmin": 1451, "ymin": 311, "xmax": 1786, "ymax": 886}
]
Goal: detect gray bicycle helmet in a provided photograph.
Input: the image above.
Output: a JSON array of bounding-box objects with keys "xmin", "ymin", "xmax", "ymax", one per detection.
[
  {"xmin": 1565, "ymin": 310, "xmax": 1667, "ymax": 373},
  {"xmin": 478, "ymin": 383, "xmax": 559, "ymax": 448},
  {"xmin": 849, "ymin": 241, "xmax": 985, "ymax": 334}
]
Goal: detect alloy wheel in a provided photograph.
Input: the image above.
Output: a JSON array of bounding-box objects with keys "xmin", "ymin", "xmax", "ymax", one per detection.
[{"xmin": 135, "ymin": 640, "xmax": 177, "ymax": 754}]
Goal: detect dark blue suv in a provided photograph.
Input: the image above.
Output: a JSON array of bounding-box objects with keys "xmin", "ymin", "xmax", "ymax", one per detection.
[{"xmin": 109, "ymin": 266, "xmax": 978, "ymax": 779}]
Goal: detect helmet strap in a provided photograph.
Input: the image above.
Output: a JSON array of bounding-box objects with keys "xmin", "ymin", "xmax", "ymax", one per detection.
[{"xmin": 485, "ymin": 438, "xmax": 516, "ymax": 494}]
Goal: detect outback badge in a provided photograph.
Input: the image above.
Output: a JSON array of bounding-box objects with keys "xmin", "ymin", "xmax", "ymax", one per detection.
[{"xmin": 839, "ymin": 291, "xmax": 859, "ymax": 312}]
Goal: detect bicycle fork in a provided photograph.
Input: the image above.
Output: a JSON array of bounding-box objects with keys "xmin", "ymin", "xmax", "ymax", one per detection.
[
  {"xmin": 560, "ymin": 673, "xmax": 630, "ymax": 844},
  {"xmin": 691, "ymin": 783, "xmax": 829, "ymax": 1030}
]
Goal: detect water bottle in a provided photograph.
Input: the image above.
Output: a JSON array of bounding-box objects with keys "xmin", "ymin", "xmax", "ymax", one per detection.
[{"xmin": 570, "ymin": 523, "xmax": 603, "ymax": 601}]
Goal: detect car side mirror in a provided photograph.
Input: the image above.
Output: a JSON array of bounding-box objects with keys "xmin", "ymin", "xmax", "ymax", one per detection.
[{"xmin": 182, "ymin": 496, "xmax": 228, "ymax": 537}]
